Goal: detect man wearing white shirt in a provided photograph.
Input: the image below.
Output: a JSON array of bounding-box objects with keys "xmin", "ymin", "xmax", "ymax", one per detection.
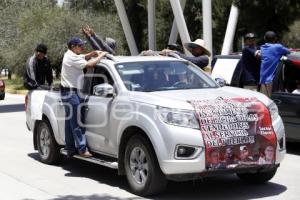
[{"xmin": 61, "ymin": 37, "xmax": 107, "ymax": 157}]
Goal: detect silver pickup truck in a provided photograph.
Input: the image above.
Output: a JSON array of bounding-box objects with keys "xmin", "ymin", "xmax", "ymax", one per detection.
[{"xmin": 26, "ymin": 55, "xmax": 286, "ymax": 196}]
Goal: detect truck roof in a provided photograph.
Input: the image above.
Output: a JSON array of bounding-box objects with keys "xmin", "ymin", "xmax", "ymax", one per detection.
[{"xmin": 102, "ymin": 55, "xmax": 180, "ymax": 64}]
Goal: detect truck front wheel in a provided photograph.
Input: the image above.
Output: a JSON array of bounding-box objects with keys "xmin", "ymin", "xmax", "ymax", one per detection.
[
  {"xmin": 124, "ymin": 135, "xmax": 167, "ymax": 196},
  {"xmin": 36, "ymin": 120, "xmax": 62, "ymax": 164}
]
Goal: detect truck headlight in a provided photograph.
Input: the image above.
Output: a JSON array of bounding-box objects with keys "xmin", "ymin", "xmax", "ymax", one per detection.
[
  {"xmin": 157, "ymin": 107, "xmax": 199, "ymax": 129},
  {"xmin": 268, "ymin": 102, "xmax": 279, "ymax": 122}
]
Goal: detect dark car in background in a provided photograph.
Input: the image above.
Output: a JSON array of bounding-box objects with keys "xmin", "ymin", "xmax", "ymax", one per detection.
[
  {"xmin": 0, "ymin": 79, "xmax": 5, "ymax": 100},
  {"xmin": 211, "ymin": 52, "xmax": 300, "ymax": 142},
  {"xmin": 271, "ymin": 52, "xmax": 300, "ymax": 142}
]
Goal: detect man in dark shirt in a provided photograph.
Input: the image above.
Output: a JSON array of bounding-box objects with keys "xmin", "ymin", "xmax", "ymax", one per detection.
[
  {"xmin": 24, "ymin": 44, "xmax": 53, "ymax": 89},
  {"xmin": 241, "ymin": 33, "xmax": 261, "ymax": 90},
  {"xmin": 162, "ymin": 39, "xmax": 210, "ymax": 70}
]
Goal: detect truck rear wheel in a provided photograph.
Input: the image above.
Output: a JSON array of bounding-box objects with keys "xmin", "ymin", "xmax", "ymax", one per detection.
[
  {"xmin": 124, "ymin": 135, "xmax": 167, "ymax": 196},
  {"xmin": 237, "ymin": 168, "xmax": 277, "ymax": 184},
  {"xmin": 36, "ymin": 120, "xmax": 62, "ymax": 164}
]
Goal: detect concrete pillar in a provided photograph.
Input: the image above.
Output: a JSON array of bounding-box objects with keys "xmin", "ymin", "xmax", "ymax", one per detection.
[
  {"xmin": 148, "ymin": 0, "xmax": 156, "ymax": 50},
  {"xmin": 114, "ymin": 0, "xmax": 139, "ymax": 55},
  {"xmin": 169, "ymin": 0, "xmax": 191, "ymax": 54},
  {"xmin": 168, "ymin": 0, "xmax": 186, "ymax": 45},
  {"xmin": 202, "ymin": 0, "xmax": 213, "ymax": 55},
  {"xmin": 221, "ymin": 4, "xmax": 239, "ymax": 55}
]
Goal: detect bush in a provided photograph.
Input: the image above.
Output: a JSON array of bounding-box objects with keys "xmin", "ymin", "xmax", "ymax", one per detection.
[{"xmin": 0, "ymin": 0, "xmax": 127, "ymax": 76}]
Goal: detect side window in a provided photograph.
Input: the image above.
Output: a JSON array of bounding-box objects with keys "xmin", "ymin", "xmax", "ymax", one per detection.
[{"xmin": 90, "ymin": 66, "xmax": 115, "ymax": 95}]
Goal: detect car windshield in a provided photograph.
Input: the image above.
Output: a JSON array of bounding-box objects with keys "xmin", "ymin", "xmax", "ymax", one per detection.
[{"xmin": 115, "ymin": 61, "xmax": 218, "ymax": 92}]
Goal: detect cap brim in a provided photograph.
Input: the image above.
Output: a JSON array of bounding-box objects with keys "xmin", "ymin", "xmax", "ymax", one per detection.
[{"xmin": 79, "ymin": 41, "xmax": 87, "ymax": 45}]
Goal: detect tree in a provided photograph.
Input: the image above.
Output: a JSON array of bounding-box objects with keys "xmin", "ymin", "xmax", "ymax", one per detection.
[
  {"xmin": 236, "ymin": 0, "xmax": 300, "ymax": 46},
  {"xmin": 67, "ymin": 0, "xmax": 115, "ymax": 12},
  {"xmin": 0, "ymin": 0, "xmax": 127, "ymax": 76},
  {"xmin": 282, "ymin": 20, "xmax": 300, "ymax": 48}
]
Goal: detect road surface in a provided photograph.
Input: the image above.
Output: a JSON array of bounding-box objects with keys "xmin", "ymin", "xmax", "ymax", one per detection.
[{"xmin": 0, "ymin": 93, "xmax": 299, "ymax": 200}]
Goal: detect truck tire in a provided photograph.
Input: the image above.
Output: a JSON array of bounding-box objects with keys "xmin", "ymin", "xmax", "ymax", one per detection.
[
  {"xmin": 124, "ymin": 135, "xmax": 167, "ymax": 196},
  {"xmin": 36, "ymin": 120, "xmax": 62, "ymax": 164},
  {"xmin": 236, "ymin": 168, "xmax": 277, "ymax": 184}
]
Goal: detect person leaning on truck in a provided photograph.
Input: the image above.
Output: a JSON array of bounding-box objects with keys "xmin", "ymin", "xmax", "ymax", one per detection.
[
  {"xmin": 23, "ymin": 44, "xmax": 53, "ymax": 90},
  {"xmin": 61, "ymin": 37, "xmax": 107, "ymax": 158},
  {"xmin": 260, "ymin": 31, "xmax": 290, "ymax": 96},
  {"xmin": 161, "ymin": 39, "xmax": 210, "ymax": 70},
  {"xmin": 240, "ymin": 33, "xmax": 261, "ymax": 91}
]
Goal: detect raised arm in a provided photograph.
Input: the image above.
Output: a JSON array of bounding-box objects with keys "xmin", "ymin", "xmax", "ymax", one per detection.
[
  {"xmin": 82, "ymin": 26, "xmax": 115, "ymax": 54},
  {"xmin": 176, "ymin": 52, "xmax": 209, "ymax": 69},
  {"xmin": 92, "ymin": 34, "xmax": 115, "ymax": 55},
  {"xmin": 85, "ymin": 51, "xmax": 108, "ymax": 69}
]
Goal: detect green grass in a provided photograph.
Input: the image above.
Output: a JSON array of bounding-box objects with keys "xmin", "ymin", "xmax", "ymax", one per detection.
[
  {"xmin": 2, "ymin": 75, "xmax": 27, "ymax": 94},
  {"xmin": 1, "ymin": 75, "xmax": 61, "ymax": 94}
]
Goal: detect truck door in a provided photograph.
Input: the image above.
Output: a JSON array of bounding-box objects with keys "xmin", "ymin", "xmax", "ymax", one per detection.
[
  {"xmin": 211, "ymin": 55, "xmax": 242, "ymax": 86},
  {"xmin": 271, "ymin": 62, "xmax": 300, "ymax": 141},
  {"xmin": 272, "ymin": 92, "xmax": 300, "ymax": 141},
  {"xmin": 83, "ymin": 65, "xmax": 116, "ymax": 155}
]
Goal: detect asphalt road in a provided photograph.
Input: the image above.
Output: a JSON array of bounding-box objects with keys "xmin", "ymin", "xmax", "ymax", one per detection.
[{"xmin": 0, "ymin": 93, "xmax": 300, "ymax": 200}]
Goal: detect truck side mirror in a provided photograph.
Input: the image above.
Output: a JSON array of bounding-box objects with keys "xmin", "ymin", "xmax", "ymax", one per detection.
[
  {"xmin": 93, "ymin": 83, "xmax": 114, "ymax": 97},
  {"xmin": 215, "ymin": 78, "xmax": 227, "ymax": 87}
]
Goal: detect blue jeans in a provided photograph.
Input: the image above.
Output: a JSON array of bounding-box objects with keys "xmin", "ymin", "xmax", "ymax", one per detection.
[{"xmin": 61, "ymin": 90, "xmax": 87, "ymax": 154}]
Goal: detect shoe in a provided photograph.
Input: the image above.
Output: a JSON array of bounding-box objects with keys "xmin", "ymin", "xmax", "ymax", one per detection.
[
  {"xmin": 79, "ymin": 150, "xmax": 93, "ymax": 158},
  {"xmin": 64, "ymin": 149, "xmax": 76, "ymax": 158}
]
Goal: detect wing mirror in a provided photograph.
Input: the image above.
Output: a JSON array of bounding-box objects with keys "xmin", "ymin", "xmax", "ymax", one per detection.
[
  {"xmin": 93, "ymin": 83, "xmax": 115, "ymax": 97},
  {"xmin": 215, "ymin": 78, "xmax": 227, "ymax": 87}
]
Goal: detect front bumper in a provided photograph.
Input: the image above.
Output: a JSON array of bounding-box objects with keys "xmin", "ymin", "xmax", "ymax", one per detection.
[
  {"xmin": 156, "ymin": 115, "xmax": 286, "ymax": 177},
  {"xmin": 166, "ymin": 164, "xmax": 280, "ymax": 181}
]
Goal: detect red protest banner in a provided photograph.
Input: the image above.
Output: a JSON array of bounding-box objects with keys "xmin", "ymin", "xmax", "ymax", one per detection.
[{"xmin": 189, "ymin": 97, "xmax": 277, "ymax": 170}]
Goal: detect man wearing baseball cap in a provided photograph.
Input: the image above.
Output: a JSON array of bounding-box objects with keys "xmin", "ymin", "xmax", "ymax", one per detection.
[
  {"xmin": 162, "ymin": 38, "xmax": 210, "ymax": 70},
  {"xmin": 61, "ymin": 37, "xmax": 107, "ymax": 158},
  {"xmin": 240, "ymin": 33, "xmax": 261, "ymax": 91},
  {"xmin": 24, "ymin": 43, "xmax": 53, "ymax": 89}
]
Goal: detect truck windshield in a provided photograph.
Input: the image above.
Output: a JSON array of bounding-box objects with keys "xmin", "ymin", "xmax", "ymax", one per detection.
[{"xmin": 115, "ymin": 61, "xmax": 218, "ymax": 92}]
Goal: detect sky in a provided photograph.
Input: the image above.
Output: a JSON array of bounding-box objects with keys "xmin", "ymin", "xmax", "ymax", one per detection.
[{"xmin": 57, "ymin": 0, "xmax": 64, "ymax": 7}]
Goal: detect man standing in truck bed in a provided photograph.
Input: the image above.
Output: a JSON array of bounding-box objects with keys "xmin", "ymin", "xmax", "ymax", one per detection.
[
  {"xmin": 61, "ymin": 37, "xmax": 107, "ymax": 157},
  {"xmin": 24, "ymin": 44, "xmax": 53, "ymax": 90}
]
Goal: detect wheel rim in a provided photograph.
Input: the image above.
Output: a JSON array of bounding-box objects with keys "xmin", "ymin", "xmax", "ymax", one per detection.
[
  {"xmin": 129, "ymin": 147, "xmax": 149, "ymax": 185},
  {"xmin": 39, "ymin": 125, "xmax": 51, "ymax": 159}
]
